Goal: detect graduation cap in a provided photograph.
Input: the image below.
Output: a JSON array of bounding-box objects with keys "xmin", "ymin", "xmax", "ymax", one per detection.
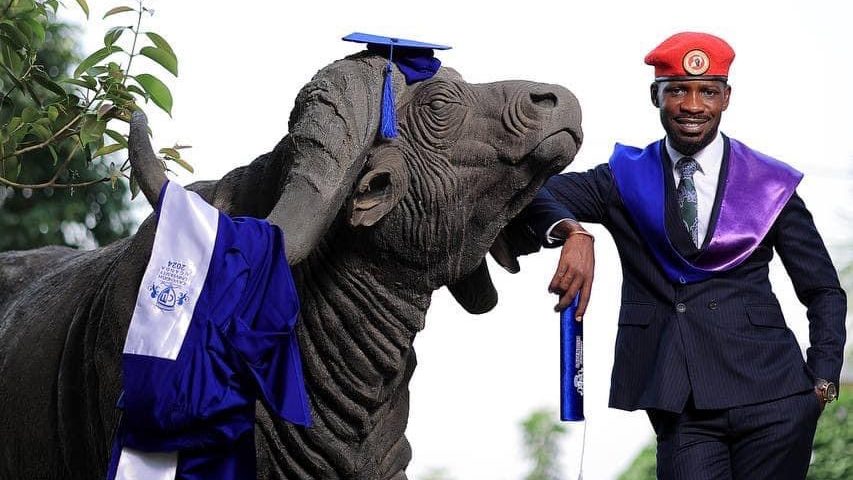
[{"xmin": 342, "ymin": 32, "xmax": 452, "ymax": 139}]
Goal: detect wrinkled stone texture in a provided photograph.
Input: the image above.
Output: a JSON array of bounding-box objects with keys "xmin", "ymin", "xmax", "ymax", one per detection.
[{"xmin": 0, "ymin": 52, "xmax": 582, "ymax": 479}]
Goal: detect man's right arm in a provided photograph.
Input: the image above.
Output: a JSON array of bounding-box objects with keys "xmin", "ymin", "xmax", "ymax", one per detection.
[
  {"xmin": 519, "ymin": 164, "xmax": 613, "ymax": 315},
  {"xmin": 522, "ymin": 163, "xmax": 612, "ymax": 242}
]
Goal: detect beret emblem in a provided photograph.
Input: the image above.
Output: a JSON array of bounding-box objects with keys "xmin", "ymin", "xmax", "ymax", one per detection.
[{"xmin": 683, "ymin": 49, "xmax": 710, "ymax": 75}]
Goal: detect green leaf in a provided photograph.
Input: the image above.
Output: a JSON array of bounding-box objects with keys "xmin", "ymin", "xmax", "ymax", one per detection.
[
  {"xmin": 11, "ymin": 124, "xmax": 30, "ymax": 142},
  {"xmin": 16, "ymin": 20, "xmax": 34, "ymax": 45},
  {"xmin": 47, "ymin": 106, "xmax": 59, "ymax": 122},
  {"xmin": 30, "ymin": 123, "xmax": 51, "ymax": 141},
  {"xmin": 93, "ymin": 143, "xmax": 126, "ymax": 158},
  {"xmin": 105, "ymin": 129, "xmax": 129, "ymax": 148},
  {"xmin": 134, "ymin": 74, "xmax": 173, "ymax": 115},
  {"xmin": 103, "ymin": 26, "xmax": 127, "ymax": 47},
  {"xmin": 21, "ymin": 106, "xmax": 38, "ymax": 123},
  {"xmin": 25, "ymin": 19, "xmax": 45, "ymax": 44},
  {"xmin": 74, "ymin": 46, "xmax": 122, "ymax": 78},
  {"xmin": 32, "ymin": 71, "xmax": 67, "ymax": 98},
  {"xmin": 103, "ymin": 6, "xmax": 136, "ymax": 19},
  {"xmin": 75, "ymin": 0, "xmax": 90, "ymax": 18},
  {"xmin": 0, "ymin": 22, "xmax": 28, "ymax": 48},
  {"xmin": 169, "ymin": 156, "xmax": 194, "ymax": 173},
  {"xmin": 80, "ymin": 115, "xmax": 106, "ymax": 147},
  {"xmin": 0, "ymin": 61, "xmax": 27, "ymax": 94},
  {"xmin": 129, "ymin": 172, "xmax": 140, "ymax": 199},
  {"xmin": 91, "ymin": 135, "xmax": 104, "ymax": 155},
  {"xmin": 158, "ymin": 147, "xmax": 180, "ymax": 159},
  {"xmin": 126, "ymin": 84, "xmax": 147, "ymax": 97},
  {"xmin": 139, "ymin": 46, "xmax": 178, "ymax": 76},
  {"xmin": 48, "ymin": 145, "xmax": 59, "ymax": 165},
  {"xmin": 62, "ymin": 77, "xmax": 97, "ymax": 90},
  {"xmin": 0, "ymin": 92, "xmax": 12, "ymax": 109},
  {"xmin": 88, "ymin": 65, "xmax": 109, "ymax": 76},
  {"xmin": 110, "ymin": 89, "xmax": 136, "ymax": 103},
  {"xmin": 144, "ymin": 32, "xmax": 176, "ymax": 57},
  {"xmin": 12, "ymin": 0, "xmax": 36, "ymax": 14},
  {"xmin": 7, "ymin": 117, "xmax": 22, "ymax": 132},
  {"xmin": 21, "ymin": 82, "xmax": 43, "ymax": 111}
]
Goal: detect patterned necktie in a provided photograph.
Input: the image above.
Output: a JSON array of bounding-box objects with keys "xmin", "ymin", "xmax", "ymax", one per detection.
[{"xmin": 676, "ymin": 157, "xmax": 700, "ymax": 246}]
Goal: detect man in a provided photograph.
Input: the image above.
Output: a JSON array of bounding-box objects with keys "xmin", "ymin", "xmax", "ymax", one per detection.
[{"xmin": 521, "ymin": 32, "xmax": 846, "ymax": 479}]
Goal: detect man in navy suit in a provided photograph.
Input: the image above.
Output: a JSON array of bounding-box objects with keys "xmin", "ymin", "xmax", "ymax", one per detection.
[{"xmin": 520, "ymin": 32, "xmax": 846, "ymax": 479}]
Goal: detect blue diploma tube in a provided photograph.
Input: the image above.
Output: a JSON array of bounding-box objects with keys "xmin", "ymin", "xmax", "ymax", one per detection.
[{"xmin": 560, "ymin": 295, "xmax": 583, "ymax": 421}]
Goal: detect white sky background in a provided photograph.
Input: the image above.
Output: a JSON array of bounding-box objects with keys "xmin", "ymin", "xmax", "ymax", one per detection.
[{"xmin": 63, "ymin": 1, "xmax": 852, "ymax": 479}]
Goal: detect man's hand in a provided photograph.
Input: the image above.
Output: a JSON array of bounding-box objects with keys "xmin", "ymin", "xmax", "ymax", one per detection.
[
  {"xmin": 548, "ymin": 220, "xmax": 595, "ymax": 317},
  {"xmin": 814, "ymin": 388, "xmax": 827, "ymax": 413}
]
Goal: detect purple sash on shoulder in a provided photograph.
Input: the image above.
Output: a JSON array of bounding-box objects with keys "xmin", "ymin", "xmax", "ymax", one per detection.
[{"xmin": 609, "ymin": 137, "xmax": 803, "ymax": 284}]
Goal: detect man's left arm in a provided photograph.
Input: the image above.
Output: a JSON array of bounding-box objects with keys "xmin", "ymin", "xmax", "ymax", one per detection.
[{"xmin": 774, "ymin": 192, "xmax": 847, "ymax": 393}]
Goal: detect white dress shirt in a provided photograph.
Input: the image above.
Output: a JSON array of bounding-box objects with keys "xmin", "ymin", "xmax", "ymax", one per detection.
[
  {"xmin": 666, "ymin": 131, "xmax": 724, "ymax": 247},
  {"xmin": 545, "ymin": 132, "xmax": 725, "ymax": 246}
]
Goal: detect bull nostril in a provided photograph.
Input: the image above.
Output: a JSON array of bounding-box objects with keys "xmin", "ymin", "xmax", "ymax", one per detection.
[{"xmin": 530, "ymin": 92, "xmax": 558, "ymax": 109}]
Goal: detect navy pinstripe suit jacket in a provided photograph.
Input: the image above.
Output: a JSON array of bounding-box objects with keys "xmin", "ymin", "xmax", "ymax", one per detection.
[{"xmin": 521, "ymin": 138, "xmax": 846, "ymax": 413}]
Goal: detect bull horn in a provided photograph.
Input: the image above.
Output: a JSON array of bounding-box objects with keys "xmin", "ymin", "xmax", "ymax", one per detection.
[
  {"xmin": 128, "ymin": 111, "xmax": 167, "ymax": 208},
  {"xmin": 266, "ymin": 53, "xmax": 397, "ymax": 265}
]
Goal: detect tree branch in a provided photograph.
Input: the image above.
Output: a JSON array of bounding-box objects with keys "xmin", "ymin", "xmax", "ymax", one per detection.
[
  {"xmin": 0, "ymin": 174, "xmax": 109, "ymax": 190},
  {"xmin": 1, "ymin": 112, "xmax": 83, "ymax": 160},
  {"xmin": 0, "ymin": 140, "xmax": 99, "ymax": 190},
  {"xmin": 46, "ymin": 140, "xmax": 80, "ymax": 183},
  {"xmin": 122, "ymin": 1, "xmax": 145, "ymax": 89}
]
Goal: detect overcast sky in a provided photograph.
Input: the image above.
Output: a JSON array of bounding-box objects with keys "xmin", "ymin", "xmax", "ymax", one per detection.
[{"xmin": 64, "ymin": 1, "xmax": 851, "ymax": 479}]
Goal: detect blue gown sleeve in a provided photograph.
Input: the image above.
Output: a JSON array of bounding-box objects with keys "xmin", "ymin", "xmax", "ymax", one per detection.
[{"xmin": 217, "ymin": 218, "xmax": 313, "ymax": 427}]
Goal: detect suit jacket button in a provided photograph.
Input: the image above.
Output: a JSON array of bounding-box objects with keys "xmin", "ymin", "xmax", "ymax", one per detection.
[
  {"xmin": 708, "ymin": 301, "xmax": 718, "ymax": 310},
  {"xmin": 676, "ymin": 303, "xmax": 687, "ymax": 313}
]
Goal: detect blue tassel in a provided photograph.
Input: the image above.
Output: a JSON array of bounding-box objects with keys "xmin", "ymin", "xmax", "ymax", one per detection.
[{"xmin": 380, "ymin": 63, "xmax": 397, "ymax": 139}]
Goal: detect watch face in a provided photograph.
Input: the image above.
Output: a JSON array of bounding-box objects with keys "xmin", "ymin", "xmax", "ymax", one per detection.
[{"xmin": 826, "ymin": 383, "xmax": 838, "ymax": 401}]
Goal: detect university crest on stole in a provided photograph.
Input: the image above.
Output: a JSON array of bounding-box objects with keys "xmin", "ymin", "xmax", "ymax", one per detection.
[{"xmin": 148, "ymin": 259, "xmax": 194, "ymax": 311}]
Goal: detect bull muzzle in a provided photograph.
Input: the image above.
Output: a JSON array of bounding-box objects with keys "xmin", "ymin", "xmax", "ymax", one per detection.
[{"xmin": 508, "ymin": 83, "xmax": 583, "ymax": 167}]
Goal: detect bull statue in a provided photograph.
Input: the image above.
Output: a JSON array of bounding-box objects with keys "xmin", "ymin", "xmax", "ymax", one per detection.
[{"xmin": 0, "ymin": 50, "xmax": 581, "ymax": 478}]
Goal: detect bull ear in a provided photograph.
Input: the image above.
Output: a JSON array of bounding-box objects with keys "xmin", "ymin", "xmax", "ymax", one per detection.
[{"xmin": 348, "ymin": 145, "xmax": 408, "ymax": 227}]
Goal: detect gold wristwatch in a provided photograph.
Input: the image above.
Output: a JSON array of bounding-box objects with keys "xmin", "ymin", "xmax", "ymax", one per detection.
[{"xmin": 815, "ymin": 378, "xmax": 838, "ymax": 404}]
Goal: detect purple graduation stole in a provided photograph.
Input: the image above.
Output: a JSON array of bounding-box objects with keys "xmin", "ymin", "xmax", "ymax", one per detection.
[{"xmin": 609, "ymin": 137, "xmax": 803, "ymax": 284}]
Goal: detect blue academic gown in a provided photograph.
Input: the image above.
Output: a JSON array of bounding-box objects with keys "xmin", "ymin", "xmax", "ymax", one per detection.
[{"xmin": 107, "ymin": 181, "xmax": 312, "ymax": 480}]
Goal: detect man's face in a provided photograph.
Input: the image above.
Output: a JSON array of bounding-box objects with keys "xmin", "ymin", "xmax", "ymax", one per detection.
[{"xmin": 651, "ymin": 79, "xmax": 731, "ymax": 155}]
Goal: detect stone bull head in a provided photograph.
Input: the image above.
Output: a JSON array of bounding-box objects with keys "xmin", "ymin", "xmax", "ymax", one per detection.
[{"xmin": 0, "ymin": 51, "xmax": 581, "ymax": 479}]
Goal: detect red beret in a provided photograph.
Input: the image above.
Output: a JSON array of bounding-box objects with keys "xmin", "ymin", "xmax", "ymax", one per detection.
[{"xmin": 645, "ymin": 32, "xmax": 735, "ymax": 81}]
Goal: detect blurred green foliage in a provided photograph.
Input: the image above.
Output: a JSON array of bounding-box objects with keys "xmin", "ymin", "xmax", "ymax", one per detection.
[
  {"xmin": 1, "ymin": 0, "xmax": 190, "ymax": 251},
  {"xmin": 521, "ymin": 408, "xmax": 567, "ymax": 480},
  {"xmin": 0, "ymin": 18, "xmax": 132, "ymax": 250},
  {"xmin": 618, "ymin": 385, "xmax": 853, "ymax": 480},
  {"xmin": 809, "ymin": 385, "xmax": 853, "ymax": 479},
  {"xmin": 617, "ymin": 442, "xmax": 655, "ymax": 480}
]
